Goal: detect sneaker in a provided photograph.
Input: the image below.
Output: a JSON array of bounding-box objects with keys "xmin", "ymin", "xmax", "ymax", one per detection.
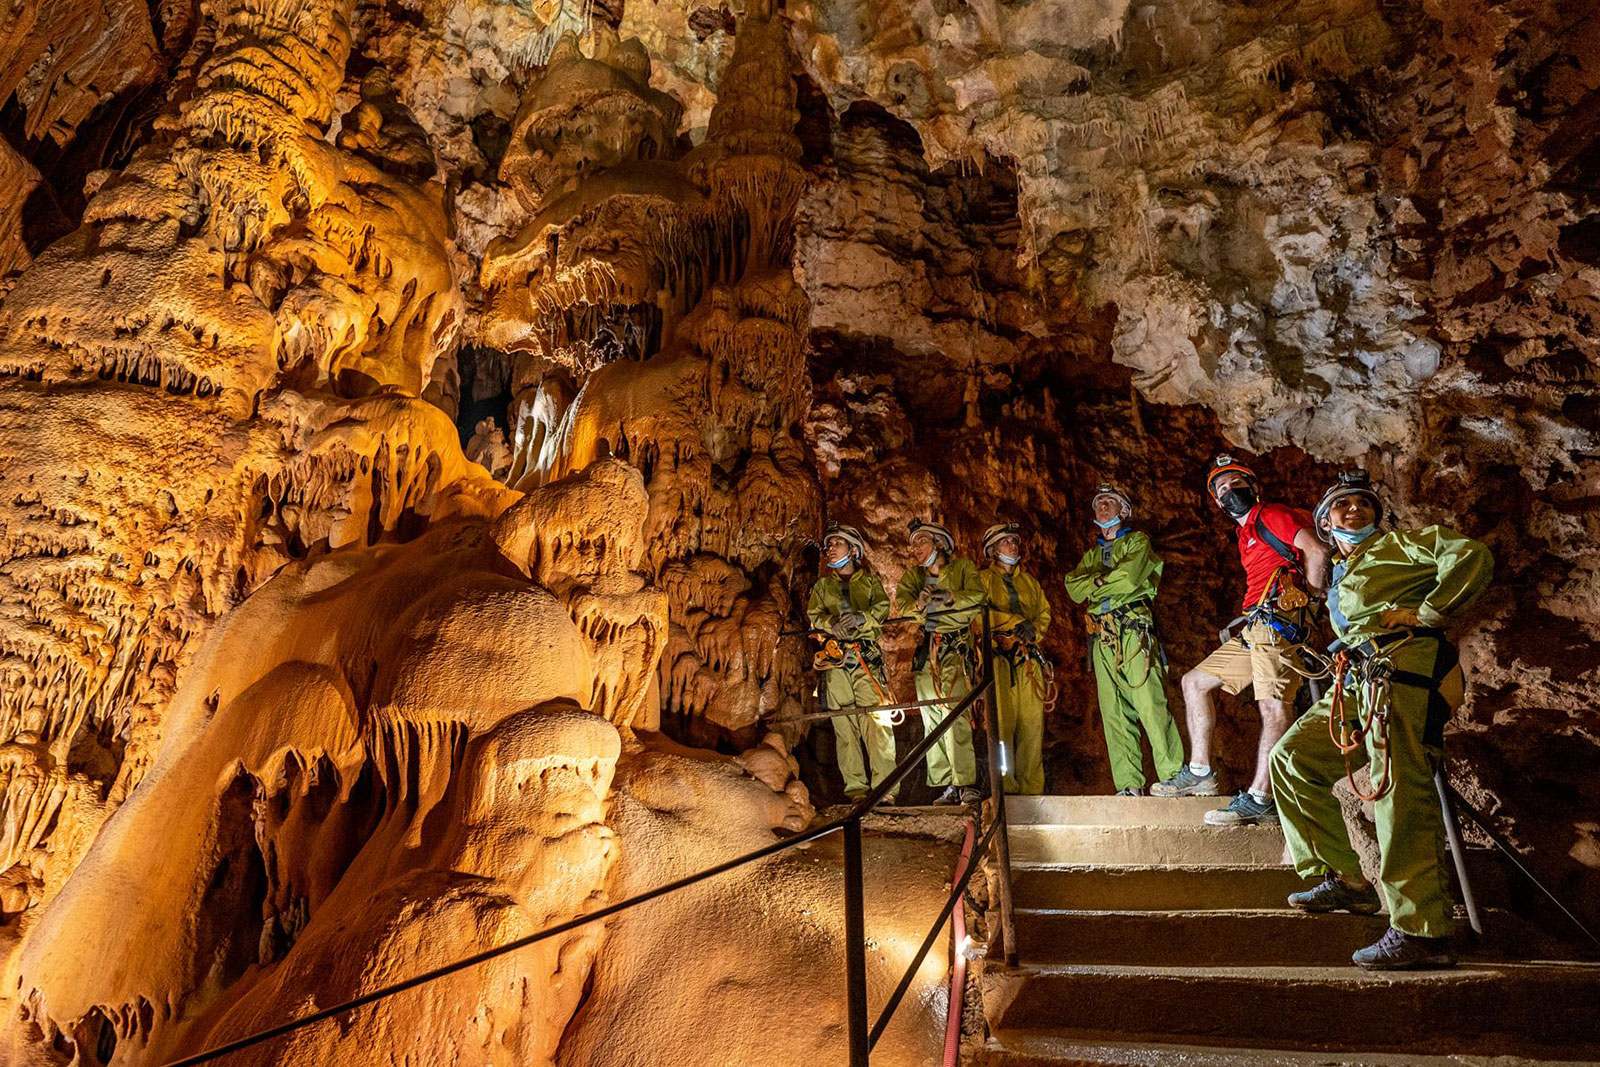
[
  {"xmin": 1203, "ymin": 791, "xmax": 1280, "ymax": 826},
  {"xmin": 1150, "ymin": 766, "xmax": 1220, "ymax": 797},
  {"xmin": 932, "ymin": 786, "xmax": 961, "ymax": 805},
  {"xmin": 1352, "ymin": 927, "xmax": 1456, "ymax": 971},
  {"xmin": 958, "ymin": 786, "xmax": 982, "ymax": 805},
  {"xmin": 1115, "ymin": 786, "xmax": 1144, "ymax": 796},
  {"xmin": 1288, "ymin": 873, "xmax": 1382, "ymax": 914}
]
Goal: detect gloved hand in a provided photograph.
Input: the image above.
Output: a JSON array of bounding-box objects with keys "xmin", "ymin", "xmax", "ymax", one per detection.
[
  {"xmin": 926, "ymin": 588, "xmax": 954, "ymax": 611},
  {"xmin": 1018, "ymin": 621, "xmax": 1037, "ymax": 643},
  {"xmin": 839, "ymin": 611, "xmax": 866, "ymax": 637},
  {"xmin": 1379, "ymin": 606, "xmax": 1422, "ymax": 628}
]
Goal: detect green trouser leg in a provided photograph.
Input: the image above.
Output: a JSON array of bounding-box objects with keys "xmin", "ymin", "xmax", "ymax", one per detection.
[
  {"xmin": 1271, "ymin": 693, "xmax": 1367, "ymax": 883},
  {"xmin": 1093, "ymin": 627, "xmax": 1183, "ymax": 792},
  {"xmin": 995, "ymin": 656, "xmax": 1045, "ymax": 795},
  {"xmin": 827, "ymin": 666, "xmax": 898, "ymax": 796},
  {"xmin": 1271, "ymin": 655, "xmax": 1456, "ymax": 938},
  {"xmin": 916, "ymin": 653, "xmax": 976, "ymax": 787},
  {"xmin": 1371, "ymin": 649, "xmax": 1456, "ymax": 938}
]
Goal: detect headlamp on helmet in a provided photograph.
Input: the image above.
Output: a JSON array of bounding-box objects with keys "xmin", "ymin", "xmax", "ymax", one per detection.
[
  {"xmin": 1090, "ymin": 483, "xmax": 1133, "ymax": 521},
  {"xmin": 1313, "ymin": 471, "xmax": 1385, "ymax": 544},
  {"xmin": 982, "ymin": 522, "xmax": 1022, "ymax": 557},
  {"xmin": 907, "ymin": 519, "xmax": 956, "ymax": 556}
]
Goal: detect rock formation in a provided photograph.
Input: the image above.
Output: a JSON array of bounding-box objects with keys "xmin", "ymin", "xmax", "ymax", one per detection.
[{"xmin": 0, "ymin": 0, "xmax": 1596, "ymax": 1061}]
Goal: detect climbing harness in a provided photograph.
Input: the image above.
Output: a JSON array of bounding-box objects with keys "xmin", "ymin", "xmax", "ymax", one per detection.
[
  {"xmin": 1221, "ymin": 566, "xmax": 1312, "ymax": 648},
  {"xmin": 809, "ymin": 630, "xmax": 900, "ymax": 723},
  {"xmin": 1295, "ymin": 627, "xmax": 1456, "ymax": 803},
  {"xmin": 1086, "ymin": 598, "xmax": 1166, "ymax": 688},
  {"xmin": 992, "ymin": 629, "xmax": 1057, "ymax": 713}
]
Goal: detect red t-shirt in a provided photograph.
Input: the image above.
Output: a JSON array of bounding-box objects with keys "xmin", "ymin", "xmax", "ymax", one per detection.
[{"xmin": 1236, "ymin": 503, "xmax": 1310, "ymax": 610}]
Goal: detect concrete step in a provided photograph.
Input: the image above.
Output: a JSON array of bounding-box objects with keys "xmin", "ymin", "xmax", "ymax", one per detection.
[
  {"xmin": 1014, "ymin": 908, "xmax": 1389, "ymax": 966},
  {"xmin": 974, "ymin": 1030, "xmax": 1600, "ymax": 1066},
  {"xmin": 1012, "ymin": 865, "xmax": 1307, "ymax": 911},
  {"xmin": 1007, "ymin": 795, "xmax": 1235, "ymax": 827},
  {"xmin": 982, "ymin": 960, "xmax": 1600, "ymax": 1053},
  {"xmin": 1008, "ymin": 823, "xmax": 1286, "ymax": 867}
]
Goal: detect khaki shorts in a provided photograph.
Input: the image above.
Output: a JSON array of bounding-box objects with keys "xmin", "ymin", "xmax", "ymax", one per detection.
[{"xmin": 1194, "ymin": 622, "xmax": 1302, "ymax": 702}]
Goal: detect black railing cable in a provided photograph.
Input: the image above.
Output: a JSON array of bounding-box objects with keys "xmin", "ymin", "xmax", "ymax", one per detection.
[{"xmin": 1444, "ymin": 779, "xmax": 1600, "ymax": 947}]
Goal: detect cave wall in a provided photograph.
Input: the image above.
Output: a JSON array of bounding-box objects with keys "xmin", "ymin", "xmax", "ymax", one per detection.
[{"xmin": 0, "ymin": 0, "xmax": 1596, "ymax": 1060}]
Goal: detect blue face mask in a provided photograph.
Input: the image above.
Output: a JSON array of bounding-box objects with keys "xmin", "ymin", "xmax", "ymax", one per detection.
[
  {"xmin": 998, "ymin": 551, "xmax": 1021, "ymax": 566},
  {"xmin": 922, "ymin": 549, "xmax": 939, "ymax": 569},
  {"xmin": 1094, "ymin": 516, "xmax": 1121, "ymax": 529},
  {"xmin": 1331, "ymin": 523, "xmax": 1377, "ymax": 546},
  {"xmin": 828, "ymin": 555, "xmax": 851, "ymax": 569}
]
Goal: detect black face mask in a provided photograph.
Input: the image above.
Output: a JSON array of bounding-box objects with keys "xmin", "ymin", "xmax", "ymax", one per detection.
[{"xmin": 1219, "ymin": 486, "xmax": 1257, "ymax": 517}]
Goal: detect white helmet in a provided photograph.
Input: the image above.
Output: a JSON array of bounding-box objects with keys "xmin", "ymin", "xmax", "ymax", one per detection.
[
  {"xmin": 1091, "ymin": 482, "xmax": 1133, "ymax": 519},
  {"xmin": 982, "ymin": 521, "xmax": 1021, "ymax": 557},
  {"xmin": 907, "ymin": 518, "xmax": 956, "ymax": 555},
  {"xmin": 822, "ymin": 523, "xmax": 867, "ymax": 560}
]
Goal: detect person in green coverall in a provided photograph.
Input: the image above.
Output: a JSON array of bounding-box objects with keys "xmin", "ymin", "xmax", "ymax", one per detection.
[
  {"xmin": 896, "ymin": 519, "xmax": 984, "ymax": 805},
  {"xmin": 807, "ymin": 524, "xmax": 897, "ymax": 801},
  {"xmin": 977, "ymin": 522, "xmax": 1053, "ymax": 795},
  {"xmin": 1063, "ymin": 484, "xmax": 1185, "ymax": 796},
  {"xmin": 1271, "ymin": 471, "xmax": 1493, "ymax": 970}
]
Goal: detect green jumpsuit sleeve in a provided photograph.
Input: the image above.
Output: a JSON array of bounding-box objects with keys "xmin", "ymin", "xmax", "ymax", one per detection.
[
  {"xmin": 807, "ymin": 575, "xmax": 840, "ymax": 635},
  {"xmin": 1093, "ymin": 532, "xmax": 1162, "ymax": 600},
  {"xmin": 1390, "ymin": 526, "xmax": 1494, "ymax": 627},
  {"xmin": 895, "ymin": 566, "xmax": 924, "ymax": 620},
  {"xmin": 1027, "ymin": 572, "xmax": 1052, "ymax": 638},
  {"xmin": 946, "ymin": 557, "xmax": 986, "ymax": 617},
  {"xmin": 1062, "ymin": 545, "xmax": 1102, "ymax": 605},
  {"xmin": 855, "ymin": 572, "xmax": 891, "ymax": 639}
]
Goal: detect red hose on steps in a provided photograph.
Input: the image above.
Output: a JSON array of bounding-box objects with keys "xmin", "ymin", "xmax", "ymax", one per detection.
[{"xmin": 945, "ymin": 816, "xmax": 977, "ymax": 1067}]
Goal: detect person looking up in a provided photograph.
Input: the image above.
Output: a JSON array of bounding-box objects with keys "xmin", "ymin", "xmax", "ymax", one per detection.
[
  {"xmin": 806, "ymin": 524, "xmax": 896, "ymax": 802},
  {"xmin": 896, "ymin": 519, "xmax": 984, "ymax": 805},
  {"xmin": 977, "ymin": 521, "xmax": 1053, "ymax": 795},
  {"xmin": 1064, "ymin": 483, "xmax": 1184, "ymax": 796}
]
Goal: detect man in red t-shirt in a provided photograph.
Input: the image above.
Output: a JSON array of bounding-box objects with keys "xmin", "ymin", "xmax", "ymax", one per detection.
[{"xmin": 1151, "ymin": 455, "xmax": 1329, "ymax": 827}]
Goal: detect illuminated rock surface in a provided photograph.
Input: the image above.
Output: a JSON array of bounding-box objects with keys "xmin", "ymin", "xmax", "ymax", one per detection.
[{"xmin": 0, "ymin": 0, "xmax": 1596, "ymax": 1062}]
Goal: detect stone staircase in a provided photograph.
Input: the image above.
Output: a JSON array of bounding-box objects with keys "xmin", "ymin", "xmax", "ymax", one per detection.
[{"xmin": 978, "ymin": 795, "xmax": 1600, "ymax": 1066}]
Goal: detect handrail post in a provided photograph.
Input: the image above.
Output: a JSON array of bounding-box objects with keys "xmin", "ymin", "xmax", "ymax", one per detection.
[
  {"xmin": 980, "ymin": 603, "xmax": 1019, "ymax": 967},
  {"xmin": 1435, "ymin": 769, "xmax": 1483, "ymax": 938},
  {"xmin": 844, "ymin": 816, "xmax": 870, "ymax": 1067}
]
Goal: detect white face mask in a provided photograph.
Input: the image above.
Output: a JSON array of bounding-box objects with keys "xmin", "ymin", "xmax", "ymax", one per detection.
[
  {"xmin": 998, "ymin": 551, "xmax": 1021, "ymax": 566},
  {"xmin": 922, "ymin": 548, "xmax": 939, "ymax": 569}
]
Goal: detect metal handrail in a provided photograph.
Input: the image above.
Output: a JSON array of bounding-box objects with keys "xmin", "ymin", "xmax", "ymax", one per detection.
[
  {"xmin": 160, "ymin": 605, "xmax": 1017, "ymax": 1067},
  {"xmin": 1442, "ymin": 777, "xmax": 1600, "ymax": 947}
]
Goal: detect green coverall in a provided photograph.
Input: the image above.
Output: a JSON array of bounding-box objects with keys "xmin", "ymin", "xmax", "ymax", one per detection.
[
  {"xmin": 978, "ymin": 564, "xmax": 1052, "ymax": 795},
  {"xmin": 1271, "ymin": 526, "xmax": 1493, "ymax": 938},
  {"xmin": 896, "ymin": 556, "xmax": 984, "ymax": 789},
  {"xmin": 808, "ymin": 567, "xmax": 896, "ymax": 798},
  {"xmin": 1063, "ymin": 530, "xmax": 1185, "ymax": 793}
]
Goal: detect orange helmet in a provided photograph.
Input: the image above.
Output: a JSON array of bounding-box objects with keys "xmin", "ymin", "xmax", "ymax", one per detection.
[{"xmin": 1206, "ymin": 454, "xmax": 1257, "ymax": 498}]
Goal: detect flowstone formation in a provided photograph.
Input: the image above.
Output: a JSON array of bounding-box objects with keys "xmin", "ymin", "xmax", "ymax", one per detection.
[{"xmin": 480, "ymin": 6, "xmax": 822, "ymax": 746}]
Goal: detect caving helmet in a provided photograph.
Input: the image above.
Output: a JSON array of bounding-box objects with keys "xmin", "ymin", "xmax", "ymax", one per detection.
[
  {"xmin": 1312, "ymin": 470, "xmax": 1386, "ymax": 544},
  {"xmin": 907, "ymin": 518, "xmax": 956, "ymax": 555},
  {"xmin": 1206, "ymin": 454, "xmax": 1258, "ymax": 499},
  {"xmin": 982, "ymin": 521, "xmax": 1022, "ymax": 558},
  {"xmin": 1090, "ymin": 483, "xmax": 1133, "ymax": 520},
  {"xmin": 822, "ymin": 523, "xmax": 867, "ymax": 561}
]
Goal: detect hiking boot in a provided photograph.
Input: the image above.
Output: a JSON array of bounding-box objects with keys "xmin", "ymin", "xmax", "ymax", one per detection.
[
  {"xmin": 932, "ymin": 786, "xmax": 961, "ymax": 805},
  {"xmin": 1115, "ymin": 786, "xmax": 1144, "ymax": 796},
  {"xmin": 1203, "ymin": 791, "xmax": 1280, "ymax": 826},
  {"xmin": 1150, "ymin": 766, "xmax": 1220, "ymax": 797},
  {"xmin": 1352, "ymin": 927, "xmax": 1456, "ymax": 971},
  {"xmin": 958, "ymin": 786, "xmax": 983, "ymax": 805},
  {"xmin": 1288, "ymin": 873, "xmax": 1382, "ymax": 915}
]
